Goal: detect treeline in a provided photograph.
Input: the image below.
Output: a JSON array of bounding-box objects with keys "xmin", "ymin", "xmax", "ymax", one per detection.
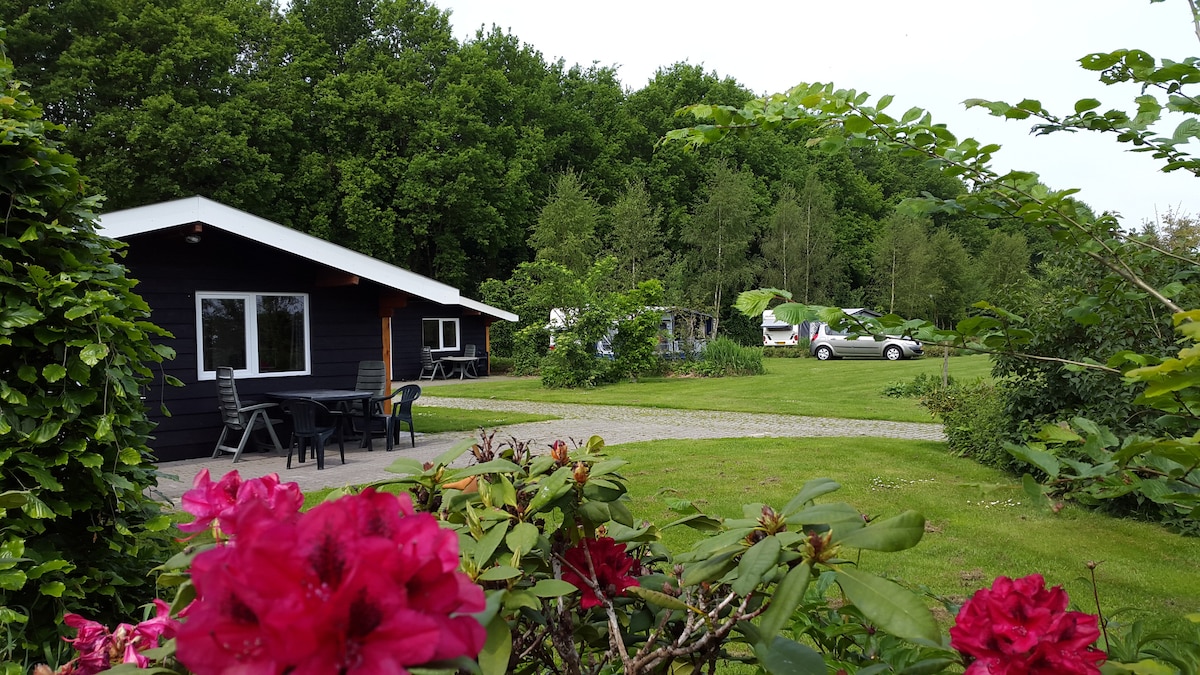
[{"xmin": 3, "ymin": 0, "xmax": 1045, "ymax": 327}]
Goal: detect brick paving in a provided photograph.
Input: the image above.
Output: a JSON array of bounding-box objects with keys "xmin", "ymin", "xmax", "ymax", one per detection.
[{"xmin": 150, "ymin": 393, "xmax": 944, "ymax": 504}]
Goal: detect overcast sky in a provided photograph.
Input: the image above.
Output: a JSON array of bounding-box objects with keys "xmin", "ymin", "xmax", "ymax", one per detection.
[{"xmin": 435, "ymin": 0, "xmax": 1198, "ymax": 228}]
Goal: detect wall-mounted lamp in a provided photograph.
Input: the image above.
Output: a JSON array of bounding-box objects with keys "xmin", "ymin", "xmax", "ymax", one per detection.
[{"xmin": 183, "ymin": 223, "xmax": 203, "ymax": 244}]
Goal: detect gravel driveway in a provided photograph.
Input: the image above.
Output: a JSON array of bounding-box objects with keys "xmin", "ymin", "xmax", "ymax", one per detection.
[{"xmin": 151, "ymin": 395, "xmax": 944, "ymax": 503}]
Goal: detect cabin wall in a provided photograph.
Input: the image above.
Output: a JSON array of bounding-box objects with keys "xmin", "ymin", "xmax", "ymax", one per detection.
[
  {"xmin": 123, "ymin": 229, "xmax": 385, "ymax": 462},
  {"xmin": 390, "ymin": 302, "xmax": 489, "ymax": 379}
]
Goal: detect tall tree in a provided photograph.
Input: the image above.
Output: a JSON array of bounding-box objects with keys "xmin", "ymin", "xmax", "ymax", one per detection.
[
  {"xmin": 681, "ymin": 161, "xmax": 760, "ymax": 332},
  {"xmin": 607, "ymin": 179, "xmax": 666, "ymax": 289},
  {"xmin": 870, "ymin": 214, "xmax": 933, "ymax": 317},
  {"xmin": 760, "ymin": 177, "xmax": 838, "ymax": 303},
  {"xmin": 926, "ymin": 229, "xmax": 974, "ymax": 328},
  {"xmin": 529, "ymin": 170, "xmax": 600, "ymax": 275},
  {"xmin": 975, "ymin": 230, "xmax": 1031, "ymax": 306}
]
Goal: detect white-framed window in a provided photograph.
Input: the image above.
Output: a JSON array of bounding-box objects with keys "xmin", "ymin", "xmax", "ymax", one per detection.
[
  {"xmin": 422, "ymin": 317, "xmax": 460, "ymax": 352},
  {"xmin": 196, "ymin": 292, "xmax": 311, "ymax": 380}
]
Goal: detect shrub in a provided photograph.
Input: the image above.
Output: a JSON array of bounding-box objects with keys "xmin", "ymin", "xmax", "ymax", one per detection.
[
  {"xmin": 763, "ymin": 342, "xmax": 810, "ymax": 358},
  {"xmin": 882, "ymin": 372, "xmax": 955, "ymax": 398},
  {"xmin": 921, "ymin": 380, "xmax": 1016, "ymax": 470},
  {"xmin": 698, "ymin": 336, "xmax": 766, "ymax": 376},
  {"xmin": 488, "ymin": 356, "xmax": 515, "ymax": 374},
  {"xmin": 0, "ymin": 49, "xmax": 175, "ymax": 665}
]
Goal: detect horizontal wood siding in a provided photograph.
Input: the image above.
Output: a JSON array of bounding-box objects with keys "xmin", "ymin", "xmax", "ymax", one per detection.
[
  {"xmin": 123, "ymin": 228, "xmax": 386, "ymax": 461},
  {"xmin": 390, "ymin": 303, "xmax": 490, "ymax": 379}
]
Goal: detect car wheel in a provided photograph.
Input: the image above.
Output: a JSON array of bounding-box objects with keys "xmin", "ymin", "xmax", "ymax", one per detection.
[
  {"xmin": 815, "ymin": 346, "xmax": 834, "ymax": 361},
  {"xmin": 884, "ymin": 345, "xmax": 903, "ymax": 361}
]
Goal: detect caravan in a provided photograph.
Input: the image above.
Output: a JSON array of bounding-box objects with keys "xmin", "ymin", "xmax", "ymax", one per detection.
[
  {"xmin": 761, "ymin": 309, "xmax": 802, "ymax": 346},
  {"xmin": 550, "ymin": 307, "xmax": 715, "ymax": 358}
]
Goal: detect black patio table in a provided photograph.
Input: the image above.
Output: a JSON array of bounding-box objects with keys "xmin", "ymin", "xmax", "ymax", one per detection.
[{"xmin": 263, "ymin": 389, "xmax": 381, "ymax": 451}]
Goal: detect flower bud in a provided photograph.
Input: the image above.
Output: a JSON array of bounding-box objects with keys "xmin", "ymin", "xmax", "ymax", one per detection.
[
  {"xmin": 550, "ymin": 440, "xmax": 570, "ymax": 465},
  {"xmin": 573, "ymin": 461, "xmax": 589, "ymax": 484}
]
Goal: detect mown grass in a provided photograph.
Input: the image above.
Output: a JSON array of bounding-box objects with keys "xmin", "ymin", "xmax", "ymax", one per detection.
[
  {"xmin": 411, "ymin": 405, "xmax": 558, "ymax": 433},
  {"xmin": 613, "ymin": 436, "xmax": 1200, "ymax": 626},
  {"xmin": 425, "ymin": 354, "xmax": 993, "ymax": 423}
]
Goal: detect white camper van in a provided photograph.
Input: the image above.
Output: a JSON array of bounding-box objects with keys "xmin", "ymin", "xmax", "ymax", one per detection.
[
  {"xmin": 761, "ymin": 310, "xmax": 801, "ymax": 346},
  {"xmin": 550, "ymin": 307, "xmax": 715, "ymax": 357}
]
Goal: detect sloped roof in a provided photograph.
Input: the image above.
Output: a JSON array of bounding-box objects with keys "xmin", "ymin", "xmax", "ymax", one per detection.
[{"xmin": 96, "ymin": 196, "xmax": 517, "ymax": 322}]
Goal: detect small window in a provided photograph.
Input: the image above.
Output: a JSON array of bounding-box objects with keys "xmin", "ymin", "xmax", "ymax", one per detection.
[
  {"xmin": 197, "ymin": 292, "xmax": 310, "ymax": 380},
  {"xmin": 423, "ymin": 318, "xmax": 460, "ymax": 352}
]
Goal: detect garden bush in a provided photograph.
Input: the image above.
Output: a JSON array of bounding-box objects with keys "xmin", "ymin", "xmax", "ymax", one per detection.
[
  {"xmin": 488, "ymin": 355, "xmax": 515, "ymax": 374},
  {"xmin": 0, "ymin": 46, "xmax": 176, "ymax": 667},
  {"xmin": 762, "ymin": 342, "xmax": 810, "ymax": 358},
  {"xmin": 921, "ymin": 380, "xmax": 1017, "ymax": 471},
  {"xmin": 695, "ymin": 336, "xmax": 765, "ymax": 377},
  {"xmin": 882, "ymin": 371, "xmax": 955, "ymax": 398}
]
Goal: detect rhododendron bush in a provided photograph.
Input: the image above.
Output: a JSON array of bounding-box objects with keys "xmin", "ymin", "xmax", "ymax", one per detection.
[{"xmin": 42, "ymin": 435, "xmax": 1128, "ymax": 675}]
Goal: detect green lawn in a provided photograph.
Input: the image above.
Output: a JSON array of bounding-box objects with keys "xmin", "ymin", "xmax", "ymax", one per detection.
[
  {"xmin": 612, "ymin": 436, "xmax": 1200, "ymax": 626},
  {"xmin": 428, "ymin": 354, "xmax": 992, "ymax": 423},
  {"xmin": 412, "ymin": 405, "xmax": 557, "ymax": 433}
]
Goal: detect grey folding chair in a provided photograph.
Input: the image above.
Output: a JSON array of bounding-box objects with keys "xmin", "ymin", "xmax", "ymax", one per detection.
[
  {"xmin": 419, "ymin": 346, "xmax": 446, "ymax": 380},
  {"xmin": 212, "ymin": 366, "xmax": 283, "ymax": 462}
]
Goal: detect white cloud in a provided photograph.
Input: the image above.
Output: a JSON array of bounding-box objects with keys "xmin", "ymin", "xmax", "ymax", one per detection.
[{"xmin": 436, "ymin": 0, "xmax": 1199, "ymax": 226}]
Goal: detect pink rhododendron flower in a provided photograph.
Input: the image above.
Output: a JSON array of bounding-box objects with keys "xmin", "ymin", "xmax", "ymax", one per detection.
[
  {"xmin": 950, "ymin": 574, "xmax": 1106, "ymax": 674},
  {"xmin": 175, "ymin": 488, "xmax": 485, "ymax": 674},
  {"xmin": 178, "ymin": 469, "xmax": 301, "ymax": 538},
  {"xmin": 59, "ymin": 599, "xmax": 178, "ymax": 675},
  {"xmin": 560, "ymin": 537, "xmax": 640, "ymax": 609}
]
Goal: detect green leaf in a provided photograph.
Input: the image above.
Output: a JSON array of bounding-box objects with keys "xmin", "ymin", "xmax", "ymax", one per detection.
[
  {"xmin": 474, "ymin": 522, "xmax": 509, "ymax": 567},
  {"xmin": 118, "ymin": 446, "xmax": 142, "ymax": 465},
  {"xmin": 505, "ymin": 522, "xmax": 538, "ymax": 557},
  {"xmin": 843, "ymin": 115, "xmax": 872, "ymax": 134},
  {"xmin": 757, "ymin": 563, "xmax": 811, "ymax": 638},
  {"xmin": 754, "ymin": 636, "xmax": 825, "ymax": 675},
  {"xmin": 0, "ymin": 491, "xmax": 28, "ymax": 509},
  {"xmin": 478, "ymin": 565, "xmax": 522, "ymax": 581},
  {"xmin": 781, "ymin": 478, "xmax": 841, "ymax": 516},
  {"xmin": 681, "ymin": 550, "xmax": 738, "ymax": 587},
  {"xmin": 1004, "ymin": 443, "xmax": 1061, "ymax": 477},
  {"xmin": 1074, "ymin": 98, "xmax": 1102, "ymax": 113},
  {"xmin": 42, "ymin": 364, "xmax": 67, "ymax": 382},
  {"xmin": 39, "ymin": 581, "xmax": 66, "ymax": 597},
  {"xmin": 626, "ymin": 585, "xmax": 690, "ymax": 611},
  {"xmin": 530, "ymin": 578, "xmax": 578, "ymax": 598},
  {"xmin": 478, "ymin": 614, "xmax": 512, "ymax": 675},
  {"xmin": 79, "ymin": 342, "xmax": 109, "ymax": 366},
  {"xmin": 732, "ymin": 535, "xmax": 781, "ymax": 597},
  {"xmin": 834, "ymin": 568, "xmax": 940, "ymax": 642},
  {"xmin": 835, "ymin": 511, "xmax": 925, "ymax": 552},
  {"xmin": 0, "ymin": 569, "xmax": 27, "ymax": 591}
]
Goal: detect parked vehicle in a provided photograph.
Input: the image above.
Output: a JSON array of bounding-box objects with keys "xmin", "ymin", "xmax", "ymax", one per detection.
[
  {"xmin": 762, "ymin": 307, "xmax": 881, "ymax": 347},
  {"xmin": 549, "ymin": 307, "xmax": 715, "ymax": 358},
  {"xmin": 809, "ymin": 322, "xmax": 923, "ymax": 360},
  {"xmin": 761, "ymin": 309, "xmax": 801, "ymax": 346}
]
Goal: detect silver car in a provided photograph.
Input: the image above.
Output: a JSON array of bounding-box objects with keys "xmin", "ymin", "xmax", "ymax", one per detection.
[{"xmin": 809, "ymin": 323, "xmax": 923, "ymax": 361}]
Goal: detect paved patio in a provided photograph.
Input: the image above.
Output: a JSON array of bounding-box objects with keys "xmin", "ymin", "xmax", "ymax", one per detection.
[{"xmin": 151, "ymin": 392, "xmax": 944, "ymax": 504}]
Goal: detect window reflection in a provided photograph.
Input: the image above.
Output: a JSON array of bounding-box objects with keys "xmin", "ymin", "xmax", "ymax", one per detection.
[{"xmin": 201, "ymin": 298, "xmax": 247, "ymax": 371}]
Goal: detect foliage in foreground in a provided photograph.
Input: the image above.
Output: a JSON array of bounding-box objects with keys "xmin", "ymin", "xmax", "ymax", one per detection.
[
  {"xmin": 44, "ymin": 434, "xmax": 1200, "ymax": 674},
  {"xmin": 0, "ymin": 39, "xmax": 175, "ymax": 666}
]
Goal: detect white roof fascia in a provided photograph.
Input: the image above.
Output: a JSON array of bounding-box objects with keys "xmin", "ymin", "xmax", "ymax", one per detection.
[
  {"xmin": 97, "ymin": 196, "xmax": 516, "ymax": 317},
  {"xmin": 459, "ymin": 297, "xmax": 518, "ymax": 323}
]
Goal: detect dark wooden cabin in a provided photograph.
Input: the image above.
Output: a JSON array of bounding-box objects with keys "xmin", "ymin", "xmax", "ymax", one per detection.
[{"xmin": 97, "ymin": 197, "xmax": 517, "ymax": 462}]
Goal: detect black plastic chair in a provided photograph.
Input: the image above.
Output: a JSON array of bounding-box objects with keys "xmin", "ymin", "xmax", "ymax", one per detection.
[
  {"xmin": 282, "ymin": 399, "xmax": 345, "ymax": 470},
  {"xmin": 213, "ymin": 366, "xmax": 283, "ymax": 462},
  {"xmin": 385, "ymin": 385, "xmax": 422, "ymax": 450}
]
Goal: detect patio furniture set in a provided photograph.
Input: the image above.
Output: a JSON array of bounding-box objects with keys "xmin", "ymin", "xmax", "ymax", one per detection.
[
  {"xmin": 420, "ymin": 344, "xmax": 486, "ymax": 380},
  {"xmin": 211, "ymin": 360, "xmax": 422, "ymax": 470}
]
